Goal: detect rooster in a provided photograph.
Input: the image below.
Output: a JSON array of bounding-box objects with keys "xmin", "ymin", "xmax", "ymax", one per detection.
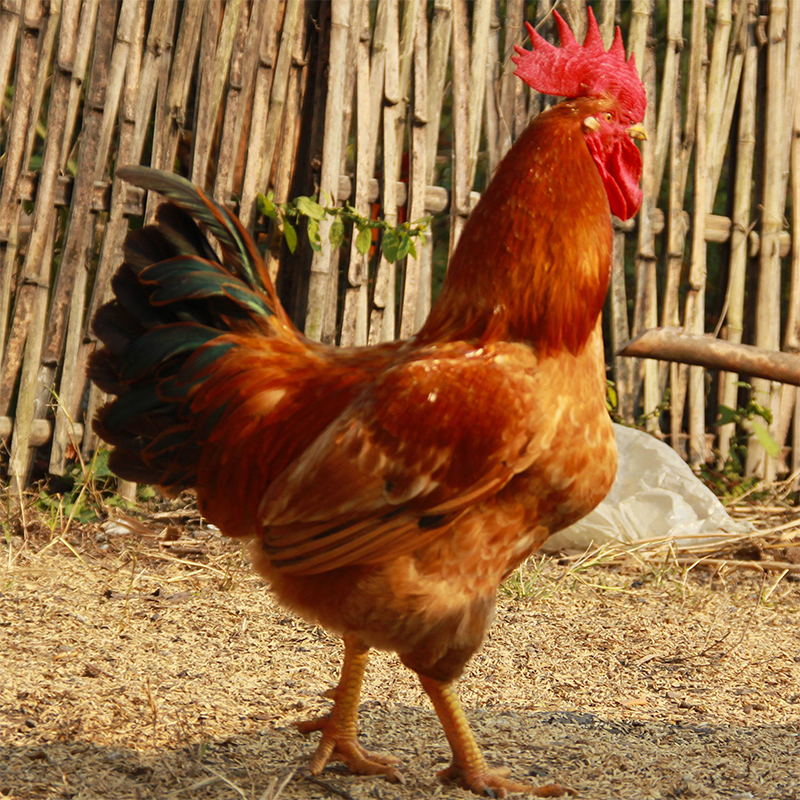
[{"xmin": 89, "ymin": 11, "xmax": 645, "ymax": 798}]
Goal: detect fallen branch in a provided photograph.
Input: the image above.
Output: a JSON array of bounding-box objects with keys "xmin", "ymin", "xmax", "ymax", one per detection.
[{"xmin": 618, "ymin": 328, "xmax": 800, "ymax": 386}]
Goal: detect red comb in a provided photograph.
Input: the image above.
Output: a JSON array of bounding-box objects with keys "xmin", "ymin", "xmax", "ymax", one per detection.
[{"xmin": 512, "ymin": 9, "xmax": 645, "ymax": 122}]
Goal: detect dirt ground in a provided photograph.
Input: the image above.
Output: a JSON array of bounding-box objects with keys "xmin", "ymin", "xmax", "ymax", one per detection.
[{"xmin": 1, "ymin": 509, "xmax": 800, "ymax": 800}]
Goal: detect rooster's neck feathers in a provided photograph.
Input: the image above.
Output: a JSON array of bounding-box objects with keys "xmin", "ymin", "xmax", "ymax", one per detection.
[{"xmin": 419, "ymin": 100, "xmax": 615, "ymax": 356}]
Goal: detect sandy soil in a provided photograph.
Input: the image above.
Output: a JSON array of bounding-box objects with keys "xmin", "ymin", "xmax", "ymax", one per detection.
[{"xmin": 1, "ymin": 517, "xmax": 799, "ymax": 800}]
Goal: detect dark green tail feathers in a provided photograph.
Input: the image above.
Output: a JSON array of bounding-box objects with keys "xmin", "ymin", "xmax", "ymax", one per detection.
[{"xmin": 88, "ymin": 166, "xmax": 284, "ymax": 488}]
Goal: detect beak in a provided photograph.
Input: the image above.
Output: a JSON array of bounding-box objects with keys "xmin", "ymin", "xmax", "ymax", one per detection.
[{"xmin": 628, "ymin": 123, "xmax": 648, "ymax": 141}]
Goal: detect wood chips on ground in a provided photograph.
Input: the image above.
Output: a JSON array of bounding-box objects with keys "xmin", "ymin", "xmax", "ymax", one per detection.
[{"xmin": 1, "ymin": 509, "xmax": 799, "ymax": 800}]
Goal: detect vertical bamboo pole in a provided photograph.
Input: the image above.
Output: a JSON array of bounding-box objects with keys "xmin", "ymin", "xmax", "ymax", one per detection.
[
  {"xmin": 400, "ymin": 0, "xmax": 428, "ymax": 338},
  {"xmin": 192, "ymin": 0, "xmax": 243, "ymax": 188},
  {"xmin": 775, "ymin": 0, "xmax": 800, "ymax": 468},
  {"xmin": 652, "ymin": 0, "xmax": 680, "ymax": 192},
  {"xmin": 237, "ymin": 1, "xmax": 281, "ymax": 229},
  {"xmin": 498, "ymin": 0, "xmax": 523, "ymax": 161},
  {"xmin": 59, "ymin": 0, "xmax": 99, "ymax": 171},
  {"xmin": 306, "ymin": 0, "xmax": 351, "ymax": 343},
  {"xmin": 667, "ymin": 0, "xmax": 703, "ymax": 455},
  {"xmin": 212, "ymin": 1, "xmax": 252, "ymax": 203},
  {"xmin": 653, "ymin": 0, "xmax": 681, "ymax": 407},
  {"xmin": 0, "ymin": 0, "xmax": 39, "ymax": 370},
  {"xmin": 395, "ymin": 0, "xmax": 418, "ymax": 178},
  {"xmin": 718, "ymin": 6, "xmax": 757, "ymax": 464},
  {"xmin": 423, "ymin": 0, "xmax": 454, "ymax": 326},
  {"xmin": 213, "ymin": 0, "xmax": 266, "ymax": 204},
  {"xmin": 426, "ymin": 0, "xmax": 451, "ymax": 180},
  {"xmin": 704, "ymin": 0, "xmax": 736, "ymax": 202},
  {"xmin": 684, "ymin": 0, "xmax": 708, "ymax": 468},
  {"xmin": 609, "ymin": 229, "xmax": 633, "ymax": 420},
  {"xmin": 341, "ymin": 0, "xmax": 372, "ymax": 347},
  {"xmin": 484, "ymin": 8, "xmax": 501, "ymax": 179},
  {"xmin": 267, "ymin": 3, "xmax": 308, "ymax": 289},
  {"xmin": 0, "ymin": 0, "xmax": 21, "ymax": 111},
  {"xmin": 467, "ymin": 0, "xmax": 491, "ymax": 186},
  {"xmin": 630, "ymin": 0, "xmax": 657, "ymax": 430},
  {"xmin": 370, "ymin": 0, "xmax": 400, "ymax": 344},
  {"xmin": 449, "ymin": 0, "xmax": 470, "ymax": 253},
  {"xmin": 598, "ymin": 0, "xmax": 617, "ymax": 48},
  {"xmin": 148, "ymin": 1, "xmax": 203, "ymax": 210},
  {"xmin": 747, "ymin": 0, "xmax": 787, "ymax": 480}
]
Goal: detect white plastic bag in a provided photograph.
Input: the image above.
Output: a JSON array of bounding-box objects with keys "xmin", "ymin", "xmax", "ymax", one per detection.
[{"xmin": 544, "ymin": 424, "xmax": 751, "ymax": 552}]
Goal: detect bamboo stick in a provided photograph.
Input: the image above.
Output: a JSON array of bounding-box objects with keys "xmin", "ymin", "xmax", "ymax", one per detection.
[
  {"xmin": 0, "ymin": 0, "xmax": 40, "ymax": 370},
  {"xmin": 306, "ymin": 0, "xmax": 351, "ymax": 343},
  {"xmin": 237, "ymin": 0, "xmax": 281, "ymax": 230},
  {"xmin": 467, "ymin": 0, "xmax": 490, "ymax": 186},
  {"xmin": 498, "ymin": 0, "xmax": 522, "ymax": 162},
  {"xmin": 747, "ymin": 0, "xmax": 787, "ymax": 480},
  {"xmin": 394, "ymin": 0, "xmax": 418, "ymax": 179},
  {"xmin": 619, "ymin": 329, "xmax": 800, "ymax": 387},
  {"xmin": 630, "ymin": 2, "xmax": 657, "ymax": 431},
  {"xmin": 775, "ymin": 0, "xmax": 800, "ymax": 464},
  {"xmin": 341, "ymin": 0, "xmax": 372, "ymax": 347},
  {"xmin": 212, "ymin": 0, "xmax": 264, "ymax": 204},
  {"xmin": 192, "ymin": 0, "xmax": 243, "ymax": 189},
  {"xmin": 449, "ymin": 0, "xmax": 470, "ymax": 252},
  {"xmin": 258, "ymin": 0, "xmax": 302, "ymax": 197},
  {"xmin": 484, "ymin": 9, "xmax": 500, "ymax": 180},
  {"xmin": 370, "ymin": 0, "xmax": 400, "ymax": 344},
  {"xmin": 92, "ymin": 0, "xmax": 141, "ymax": 181},
  {"xmin": 598, "ymin": 0, "xmax": 617, "ymax": 48},
  {"xmin": 706, "ymin": 0, "xmax": 745, "ymax": 203},
  {"xmin": 22, "ymin": 0, "xmax": 59, "ymax": 172},
  {"xmin": 651, "ymin": 0, "xmax": 680, "ymax": 192},
  {"xmin": 610, "ymin": 229, "xmax": 633, "ymax": 421},
  {"xmin": 400, "ymin": 0, "xmax": 428, "ymax": 339},
  {"xmin": 0, "ymin": 0, "xmax": 21, "ymax": 120},
  {"xmin": 267, "ymin": 2, "xmax": 308, "ymax": 289},
  {"xmin": 426, "ymin": 0, "xmax": 451, "ymax": 185},
  {"xmin": 211, "ymin": 0, "xmax": 250, "ymax": 203},
  {"xmin": 684, "ymin": 0, "xmax": 708, "ymax": 468},
  {"xmin": 148, "ymin": 0, "xmax": 203, "ymax": 213},
  {"xmin": 58, "ymin": 0, "xmax": 99, "ymax": 172},
  {"xmin": 0, "ymin": 417, "xmax": 83, "ymax": 447},
  {"xmin": 667, "ymin": 0, "xmax": 704, "ymax": 456},
  {"xmin": 128, "ymin": 0, "xmax": 179, "ymax": 172},
  {"xmin": 718, "ymin": 7, "xmax": 757, "ymax": 464}
]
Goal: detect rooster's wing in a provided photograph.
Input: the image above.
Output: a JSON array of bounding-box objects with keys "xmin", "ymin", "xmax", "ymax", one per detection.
[{"xmin": 256, "ymin": 341, "xmax": 544, "ymax": 575}]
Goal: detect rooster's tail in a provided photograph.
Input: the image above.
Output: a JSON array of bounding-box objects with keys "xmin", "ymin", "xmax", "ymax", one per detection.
[{"xmin": 88, "ymin": 166, "xmax": 296, "ymax": 490}]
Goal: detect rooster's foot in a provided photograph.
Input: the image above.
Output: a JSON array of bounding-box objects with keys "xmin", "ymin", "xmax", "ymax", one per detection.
[
  {"xmin": 438, "ymin": 764, "xmax": 573, "ymax": 798},
  {"xmin": 296, "ymin": 714, "xmax": 402, "ymax": 782}
]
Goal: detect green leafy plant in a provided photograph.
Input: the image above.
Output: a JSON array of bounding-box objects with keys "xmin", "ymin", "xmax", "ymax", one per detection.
[
  {"xmin": 701, "ymin": 387, "xmax": 780, "ymax": 498},
  {"xmin": 257, "ymin": 190, "xmax": 430, "ymax": 262}
]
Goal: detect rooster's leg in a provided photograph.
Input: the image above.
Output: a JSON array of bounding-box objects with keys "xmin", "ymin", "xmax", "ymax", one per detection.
[
  {"xmin": 419, "ymin": 675, "xmax": 571, "ymax": 798},
  {"xmin": 295, "ymin": 634, "xmax": 402, "ymax": 781}
]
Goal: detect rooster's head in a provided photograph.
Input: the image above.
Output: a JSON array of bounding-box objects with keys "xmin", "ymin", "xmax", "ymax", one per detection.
[{"xmin": 512, "ymin": 9, "xmax": 646, "ymax": 220}]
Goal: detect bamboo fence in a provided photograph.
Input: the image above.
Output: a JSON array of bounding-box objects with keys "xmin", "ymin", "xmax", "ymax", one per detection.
[{"xmin": 0, "ymin": 0, "xmax": 799, "ymax": 492}]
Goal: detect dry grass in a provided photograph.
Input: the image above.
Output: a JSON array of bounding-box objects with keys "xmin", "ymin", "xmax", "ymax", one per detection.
[{"xmin": 1, "ymin": 495, "xmax": 800, "ymax": 800}]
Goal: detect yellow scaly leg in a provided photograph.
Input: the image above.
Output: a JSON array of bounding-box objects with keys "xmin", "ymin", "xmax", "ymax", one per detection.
[
  {"xmin": 419, "ymin": 675, "xmax": 572, "ymax": 798},
  {"xmin": 295, "ymin": 634, "xmax": 402, "ymax": 781}
]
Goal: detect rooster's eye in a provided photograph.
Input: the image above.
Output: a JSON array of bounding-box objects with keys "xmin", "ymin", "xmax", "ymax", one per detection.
[{"xmin": 604, "ymin": 112, "xmax": 613, "ymax": 123}]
